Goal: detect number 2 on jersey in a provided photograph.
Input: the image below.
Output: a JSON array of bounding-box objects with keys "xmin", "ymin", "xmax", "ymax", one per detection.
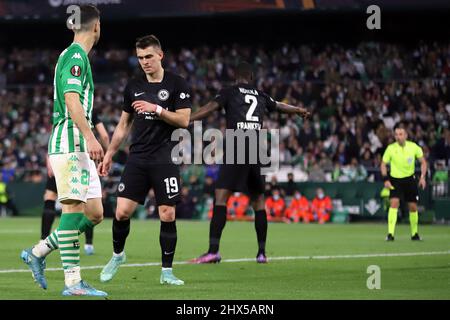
[
  {"xmin": 164, "ymin": 177, "xmax": 179, "ymax": 194},
  {"xmin": 245, "ymin": 94, "xmax": 259, "ymax": 122}
]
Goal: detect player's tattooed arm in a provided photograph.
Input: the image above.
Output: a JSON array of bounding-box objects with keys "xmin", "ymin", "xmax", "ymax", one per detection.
[
  {"xmin": 189, "ymin": 101, "xmax": 221, "ymax": 122},
  {"xmin": 275, "ymin": 102, "xmax": 310, "ymax": 118}
]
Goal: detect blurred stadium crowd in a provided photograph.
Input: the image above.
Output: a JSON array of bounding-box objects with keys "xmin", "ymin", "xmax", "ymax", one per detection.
[{"xmin": 1, "ymin": 41, "xmax": 449, "ymax": 198}]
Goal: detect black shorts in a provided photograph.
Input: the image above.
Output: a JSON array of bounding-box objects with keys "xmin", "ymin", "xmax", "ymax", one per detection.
[
  {"xmin": 45, "ymin": 176, "xmax": 57, "ymax": 193},
  {"xmin": 117, "ymin": 161, "xmax": 181, "ymax": 206},
  {"xmin": 389, "ymin": 175, "xmax": 419, "ymax": 203},
  {"xmin": 215, "ymin": 164, "xmax": 265, "ymax": 197}
]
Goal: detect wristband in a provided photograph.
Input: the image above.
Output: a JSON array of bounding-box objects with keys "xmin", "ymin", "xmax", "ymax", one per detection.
[
  {"xmin": 383, "ymin": 176, "xmax": 389, "ymax": 182},
  {"xmin": 155, "ymin": 105, "xmax": 163, "ymax": 116}
]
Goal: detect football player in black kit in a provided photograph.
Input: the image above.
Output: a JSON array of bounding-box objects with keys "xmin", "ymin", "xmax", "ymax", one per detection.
[
  {"xmin": 189, "ymin": 62, "xmax": 309, "ymax": 264},
  {"xmin": 98, "ymin": 35, "xmax": 191, "ymax": 285}
]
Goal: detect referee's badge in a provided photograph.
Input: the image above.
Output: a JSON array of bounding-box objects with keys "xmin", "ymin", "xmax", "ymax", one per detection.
[
  {"xmin": 407, "ymin": 157, "xmax": 413, "ymax": 164},
  {"xmin": 158, "ymin": 89, "xmax": 169, "ymax": 101}
]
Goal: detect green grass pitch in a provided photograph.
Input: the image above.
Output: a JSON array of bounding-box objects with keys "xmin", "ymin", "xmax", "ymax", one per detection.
[{"xmin": 0, "ymin": 217, "xmax": 449, "ymax": 300}]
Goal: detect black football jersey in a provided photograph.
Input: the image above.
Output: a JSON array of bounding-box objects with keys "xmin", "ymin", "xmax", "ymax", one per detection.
[
  {"xmin": 213, "ymin": 83, "xmax": 277, "ymax": 164},
  {"xmin": 123, "ymin": 71, "xmax": 192, "ymax": 164},
  {"xmin": 214, "ymin": 83, "xmax": 277, "ymax": 130}
]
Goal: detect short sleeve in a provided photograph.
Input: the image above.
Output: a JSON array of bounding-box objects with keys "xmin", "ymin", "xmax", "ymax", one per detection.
[
  {"xmin": 415, "ymin": 144, "xmax": 424, "ymax": 159},
  {"xmin": 382, "ymin": 146, "xmax": 391, "ymax": 163},
  {"xmin": 174, "ymin": 77, "xmax": 192, "ymax": 110},
  {"xmin": 122, "ymin": 82, "xmax": 134, "ymax": 114},
  {"xmin": 60, "ymin": 50, "xmax": 86, "ymax": 95},
  {"xmin": 213, "ymin": 88, "xmax": 228, "ymax": 109},
  {"xmin": 262, "ymin": 92, "xmax": 277, "ymax": 112}
]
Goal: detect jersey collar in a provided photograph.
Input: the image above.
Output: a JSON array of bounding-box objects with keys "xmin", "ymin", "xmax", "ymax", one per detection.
[{"xmin": 72, "ymin": 42, "xmax": 87, "ymax": 54}]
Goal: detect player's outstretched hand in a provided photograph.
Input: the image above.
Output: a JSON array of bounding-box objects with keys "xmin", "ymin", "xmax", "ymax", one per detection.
[
  {"xmin": 87, "ymin": 137, "xmax": 104, "ymax": 162},
  {"xmin": 98, "ymin": 152, "xmax": 112, "ymax": 177},
  {"xmin": 296, "ymin": 107, "xmax": 311, "ymax": 119},
  {"xmin": 132, "ymin": 100, "xmax": 157, "ymax": 114}
]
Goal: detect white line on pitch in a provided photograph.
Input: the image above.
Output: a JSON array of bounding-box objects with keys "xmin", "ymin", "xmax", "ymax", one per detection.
[{"xmin": 0, "ymin": 250, "xmax": 449, "ymax": 274}]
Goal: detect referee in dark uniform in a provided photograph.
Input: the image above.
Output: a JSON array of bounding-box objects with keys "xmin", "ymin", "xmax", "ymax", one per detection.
[{"xmin": 381, "ymin": 123, "xmax": 427, "ymax": 241}]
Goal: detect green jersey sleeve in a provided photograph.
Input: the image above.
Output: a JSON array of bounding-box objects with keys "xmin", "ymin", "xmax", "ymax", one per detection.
[
  {"xmin": 60, "ymin": 50, "xmax": 86, "ymax": 95},
  {"xmin": 382, "ymin": 145, "xmax": 392, "ymax": 163},
  {"xmin": 415, "ymin": 143, "xmax": 424, "ymax": 159}
]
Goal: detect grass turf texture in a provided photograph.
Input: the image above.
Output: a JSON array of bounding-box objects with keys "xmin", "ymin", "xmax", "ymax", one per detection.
[{"xmin": 0, "ymin": 217, "xmax": 449, "ymax": 300}]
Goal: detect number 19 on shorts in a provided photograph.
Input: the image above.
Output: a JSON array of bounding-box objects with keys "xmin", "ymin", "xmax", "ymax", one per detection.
[{"xmin": 164, "ymin": 177, "xmax": 179, "ymax": 194}]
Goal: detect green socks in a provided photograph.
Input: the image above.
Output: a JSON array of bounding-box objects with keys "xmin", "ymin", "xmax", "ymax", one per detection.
[
  {"xmin": 58, "ymin": 213, "xmax": 83, "ymax": 270},
  {"xmin": 410, "ymin": 211, "xmax": 419, "ymax": 236},
  {"xmin": 78, "ymin": 215, "xmax": 95, "ymax": 234},
  {"xmin": 43, "ymin": 215, "xmax": 95, "ymax": 251},
  {"xmin": 388, "ymin": 207, "xmax": 398, "ymax": 235}
]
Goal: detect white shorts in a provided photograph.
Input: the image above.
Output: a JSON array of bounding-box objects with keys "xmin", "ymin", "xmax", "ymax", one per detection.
[{"xmin": 49, "ymin": 152, "xmax": 102, "ymax": 203}]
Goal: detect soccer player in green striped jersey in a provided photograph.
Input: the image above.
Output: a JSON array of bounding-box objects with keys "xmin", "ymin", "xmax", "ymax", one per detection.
[{"xmin": 20, "ymin": 5, "xmax": 107, "ymax": 297}]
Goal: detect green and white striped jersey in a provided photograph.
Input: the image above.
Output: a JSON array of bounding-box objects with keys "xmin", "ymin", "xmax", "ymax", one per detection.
[{"xmin": 48, "ymin": 43, "xmax": 94, "ymax": 154}]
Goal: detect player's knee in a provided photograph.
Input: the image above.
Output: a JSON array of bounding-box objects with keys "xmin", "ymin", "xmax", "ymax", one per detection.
[
  {"xmin": 390, "ymin": 199, "xmax": 400, "ymax": 208},
  {"xmin": 409, "ymin": 203, "xmax": 418, "ymax": 212},
  {"xmin": 44, "ymin": 190, "xmax": 57, "ymax": 201},
  {"xmin": 116, "ymin": 208, "xmax": 132, "ymax": 221},
  {"xmin": 215, "ymin": 190, "xmax": 230, "ymax": 206},
  {"xmin": 159, "ymin": 206, "xmax": 175, "ymax": 222},
  {"xmin": 90, "ymin": 210, "xmax": 103, "ymax": 225}
]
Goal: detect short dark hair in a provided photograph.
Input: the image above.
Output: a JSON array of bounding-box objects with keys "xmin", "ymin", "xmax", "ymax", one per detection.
[
  {"xmin": 69, "ymin": 5, "xmax": 100, "ymax": 32},
  {"xmin": 235, "ymin": 61, "xmax": 253, "ymax": 81},
  {"xmin": 136, "ymin": 35, "xmax": 162, "ymax": 50},
  {"xmin": 394, "ymin": 122, "xmax": 407, "ymax": 131}
]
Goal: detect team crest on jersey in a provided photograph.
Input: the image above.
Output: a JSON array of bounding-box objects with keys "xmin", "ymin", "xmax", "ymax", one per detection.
[
  {"xmin": 118, "ymin": 183, "xmax": 125, "ymax": 192},
  {"xmin": 71, "ymin": 65, "xmax": 82, "ymax": 77},
  {"xmin": 158, "ymin": 89, "xmax": 169, "ymax": 101}
]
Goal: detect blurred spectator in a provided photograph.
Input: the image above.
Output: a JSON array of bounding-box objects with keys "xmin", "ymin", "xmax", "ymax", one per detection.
[
  {"xmin": 265, "ymin": 188, "xmax": 287, "ymax": 222},
  {"xmin": 176, "ymin": 186, "xmax": 196, "ymax": 219},
  {"xmin": 284, "ymin": 172, "xmax": 297, "ymax": 196},
  {"xmin": 308, "ymin": 161, "xmax": 327, "ymax": 182},
  {"xmin": 311, "ymin": 188, "xmax": 332, "ymax": 224},
  {"xmin": 432, "ymin": 160, "xmax": 449, "ymax": 197},
  {"xmin": 339, "ymin": 157, "xmax": 368, "ymax": 182},
  {"xmin": 227, "ymin": 192, "xmax": 250, "ymax": 221},
  {"xmin": 285, "ymin": 190, "xmax": 313, "ymax": 223}
]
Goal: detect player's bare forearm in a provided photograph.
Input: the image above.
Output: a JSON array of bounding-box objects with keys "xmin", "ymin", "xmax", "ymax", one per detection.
[
  {"xmin": 420, "ymin": 158, "xmax": 427, "ymax": 180},
  {"xmin": 190, "ymin": 101, "xmax": 220, "ymax": 122},
  {"xmin": 275, "ymin": 102, "xmax": 310, "ymax": 118},
  {"xmin": 65, "ymin": 92, "xmax": 96, "ymax": 142},
  {"xmin": 380, "ymin": 161, "xmax": 388, "ymax": 177},
  {"xmin": 107, "ymin": 112, "xmax": 133, "ymax": 156},
  {"xmin": 95, "ymin": 123, "xmax": 110, "ymax": 151},
  {"xmin": 160, "ymin": 108, "xmax": 191, "ymax": 128}
]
